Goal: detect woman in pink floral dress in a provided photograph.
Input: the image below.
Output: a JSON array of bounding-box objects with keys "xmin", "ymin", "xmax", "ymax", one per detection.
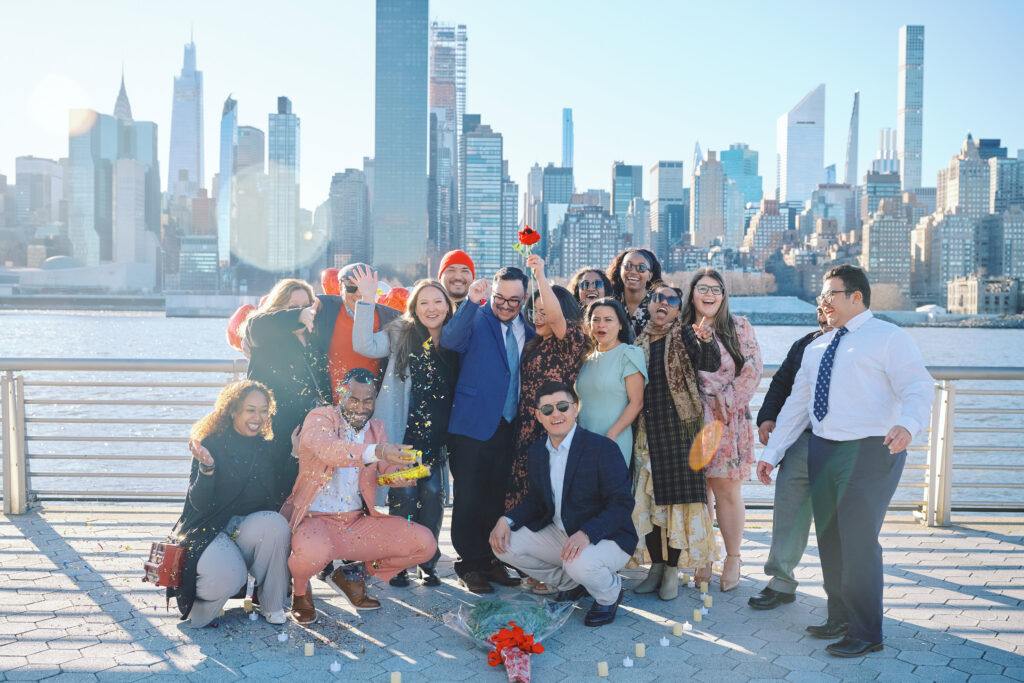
[{"xmin": 682, "ymin": 268, "xmax": 763, "ymax": 592}]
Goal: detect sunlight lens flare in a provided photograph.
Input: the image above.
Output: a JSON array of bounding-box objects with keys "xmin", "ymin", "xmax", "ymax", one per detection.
[{"xmin": 689, "ymin": 420, "xmax": 723, "ymax": 471}]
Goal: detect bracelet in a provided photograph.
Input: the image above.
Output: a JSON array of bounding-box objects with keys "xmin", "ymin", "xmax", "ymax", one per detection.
[{"xmin": 199, "ymin": 463, "xmax": 215, "ymax": 474}]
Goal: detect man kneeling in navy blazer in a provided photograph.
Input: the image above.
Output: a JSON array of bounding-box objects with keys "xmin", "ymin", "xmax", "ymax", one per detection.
[{"xmin": 490, "ymin": 381, "xmax": 638, "ymax": 626}]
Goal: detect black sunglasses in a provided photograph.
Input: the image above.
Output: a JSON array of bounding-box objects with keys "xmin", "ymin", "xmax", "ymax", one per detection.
[
  {"xmin": 579, "ymin": 280, "xmax": 605, "ymax": 290},
  {"xmin": 539, "ymin": 400, "xmax": 573, "ymax": 416},
  {"xmin": 344, "ymin": 284, "xmax": 358, "ymax": 294},
  {"xmin": 652, "ymin": 292, "xmax": 681, "ymax": 308}
]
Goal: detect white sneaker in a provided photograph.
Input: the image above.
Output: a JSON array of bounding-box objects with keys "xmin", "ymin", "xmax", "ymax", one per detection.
[{"xmin": 263, "ymin": 610, "xmax": 287, "ymax": 625}]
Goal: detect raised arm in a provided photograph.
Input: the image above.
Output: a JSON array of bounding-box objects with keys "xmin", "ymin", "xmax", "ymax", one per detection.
[
  {"xmin": 680, "ymin": 322, "xmax": 721, "ymax": 373},
  {"xmin": 440, "ymin": 281, "xmax": 486, "ymax": 352},
  {"xmin": 352, "ymin": 301, "xmax": 393, "ymax": 359},
  {"xmin": 527, "ymin": 254, "xmax": 566, "ymax": 339},
  {"xmin": 243, "ymin": 308, "xmax": 303, "ymax": 348}
]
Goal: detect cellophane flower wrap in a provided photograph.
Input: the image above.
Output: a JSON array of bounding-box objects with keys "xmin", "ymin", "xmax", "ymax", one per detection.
[{"xmin": 443, "ymin": 595, "xmax": 574, "ymax": 682}]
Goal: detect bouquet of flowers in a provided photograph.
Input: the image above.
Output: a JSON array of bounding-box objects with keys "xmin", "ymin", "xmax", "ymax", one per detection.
[{"xmin": 444, "ymin": 595, "xmax": 574, "ymax": 682}]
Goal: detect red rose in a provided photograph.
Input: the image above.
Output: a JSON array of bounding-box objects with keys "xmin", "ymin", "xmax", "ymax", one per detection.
[{"xmin": 518, "ymin": 226, "xmax": 540, "ymax": 246}]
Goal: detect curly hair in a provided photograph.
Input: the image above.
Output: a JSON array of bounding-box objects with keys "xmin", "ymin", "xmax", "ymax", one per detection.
[
  {"xmin": 190, "ymin": 380, "xmax": 276, "ymax": 443},
  {"xmin": 567, "ymin": 267, "xmax": 612, "ymax": 302},
  {"xmin": 606, "ymin": 248, "xmax": 663, "ymax": 300}
]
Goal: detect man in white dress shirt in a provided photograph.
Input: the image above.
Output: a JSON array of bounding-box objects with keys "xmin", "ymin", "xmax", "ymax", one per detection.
[{"xmin": 758, "ymin": 265, "xmax": 934, "ymax": 657}]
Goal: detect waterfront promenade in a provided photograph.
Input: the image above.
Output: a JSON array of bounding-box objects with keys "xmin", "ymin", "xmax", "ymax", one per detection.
[{"xmin": 1, "ymin": 506, "xmax": 1021, "ymax": 681}]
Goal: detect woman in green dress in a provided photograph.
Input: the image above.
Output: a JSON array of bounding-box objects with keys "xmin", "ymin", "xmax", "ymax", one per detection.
[{"xmin": 575, "ymin": 298, "xmax": 648, "ymax": 466}]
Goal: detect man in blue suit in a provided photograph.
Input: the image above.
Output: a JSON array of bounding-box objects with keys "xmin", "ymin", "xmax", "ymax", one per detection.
[
  {"xmin": 441, "ymin": 266, "xmax": 536, "ymax": 593},
  {"xmin": 490, "ymin": 381, "xmax": 637, "ymax": 627}
]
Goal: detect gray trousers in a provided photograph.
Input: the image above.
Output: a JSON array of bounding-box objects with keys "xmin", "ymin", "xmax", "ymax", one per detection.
[
  {"xmin": 764, "ymin": 430, "xmax": 813, "ymax": 594},
  {"xmin": 496, "ymin": 524, "xmax": 629, "ymax": 605},
  {"xmin": 188, "ymin": 511, "xmax": 292, "ymax": 628}
]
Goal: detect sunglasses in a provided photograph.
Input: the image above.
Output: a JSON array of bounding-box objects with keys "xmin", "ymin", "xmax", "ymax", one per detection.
[
  {"xmin": 538, "ymin": 400, "xmax": 573, "ymax": 416},
  {"xmin": 623, "ymin": 262, "xmax": 650, "ymax": 273},
  {"xmin": 579, "ymin": 280, "xmax": 605, "ymax": 290},
  {"xmin": 651, "ymin": 292, "xmax": 681, "ymax": 308},
  {"xmin": 344, "ymin": 284, "xmax": 358, "ymax": 294}
]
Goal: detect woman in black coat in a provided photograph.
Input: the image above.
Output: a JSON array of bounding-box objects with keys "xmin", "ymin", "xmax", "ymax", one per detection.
[
  {"xmin": 170, "ymin": 380, "xmax": 291, "ymax": 627},
  {"xmin": 242, "ymin": 279, "xmax": 332, "ymax": 504}
]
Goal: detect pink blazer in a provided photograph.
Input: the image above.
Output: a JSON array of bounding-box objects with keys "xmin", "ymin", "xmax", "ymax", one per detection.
[{"xmin": 280, "ymin": 406, "xmax": 403, "ymax": 532}]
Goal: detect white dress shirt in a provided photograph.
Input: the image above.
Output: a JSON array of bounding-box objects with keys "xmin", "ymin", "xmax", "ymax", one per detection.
[
  {"xmin": 308, "ymin": 420, "xmax": 379, "ymax": 513},
  {"xmin": 546, "ymin": 424, "xmax": 577, "ymax": 531},
  {"xmin": 759, "ymin": 310, "xmax": 934, "ymax": 467}
]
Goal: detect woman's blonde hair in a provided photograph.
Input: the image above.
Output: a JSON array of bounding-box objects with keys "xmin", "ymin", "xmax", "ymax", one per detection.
[
  {"xmin": 240, "ymin": 278, "xmax": 315, "ymax": 340},
  {"xmin": 389, "ymin": 280, "xmax": 456, "ymax": 380},
  {"xmin": 190, "ymin": 380, "xmax": 276, "ymax": 442}
]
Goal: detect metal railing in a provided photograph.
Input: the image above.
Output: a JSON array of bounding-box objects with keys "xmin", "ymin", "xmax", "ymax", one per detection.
[{"xmin": 1, "ymin": 358, "xmax": 1022, "ymax": 526}]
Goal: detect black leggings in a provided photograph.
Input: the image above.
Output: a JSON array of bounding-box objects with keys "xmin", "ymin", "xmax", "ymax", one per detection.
[{"xmin": 645, "ymin": 525, "xmax": 680, "ymax": 567}]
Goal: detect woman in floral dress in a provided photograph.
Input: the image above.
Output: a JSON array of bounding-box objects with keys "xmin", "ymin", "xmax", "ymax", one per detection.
[{"xmin": 682, "ymin": 268, "xmax": 763, "ymax": 592}]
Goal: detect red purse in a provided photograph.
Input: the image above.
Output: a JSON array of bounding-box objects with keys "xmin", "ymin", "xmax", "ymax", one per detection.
[{"xmin": 143, "ymin": 542, "xmax": 186, "ymax": 587}]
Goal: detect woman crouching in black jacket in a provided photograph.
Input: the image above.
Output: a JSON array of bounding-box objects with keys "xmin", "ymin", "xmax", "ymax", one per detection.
[{"xmin": 169, "ymin": 380, "xmax": 291, "ymax": 627}]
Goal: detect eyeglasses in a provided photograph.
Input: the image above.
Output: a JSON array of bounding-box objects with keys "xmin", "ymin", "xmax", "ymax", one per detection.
[
  {"xmin": 492, "ymin": 293, "xmax": 523, "ymax": 308},
  {"xmin": 622, "ymin": 262, "xmax": 649, "ymax": 273},
  {"xmin": 343, "ymin": 284, "xmax": 358, "ymax": 294},
  {"xmin": 539, "ymin": 400, "xmax": 573, "ymax": 416},
  {"xmin": 816, "ymin": 290, "xmax": 852, "ymax": 305},
  {"xmin": 651, "ymin": 292, "xmax": 681, "ymax": 308},
  {"xmin": 579, "ymin": 280, "xmax": 605, "ymax": 290},
  {"xmin": 695, "ymin": 284, "xmax": 724, "ymax": 296}
]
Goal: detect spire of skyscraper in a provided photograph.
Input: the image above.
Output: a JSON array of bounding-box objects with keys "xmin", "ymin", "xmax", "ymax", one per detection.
[
  {"xmin": 562, "ymin": 108, "xmax": 574, "ymax": 169},
  {"xmin": 693, "ymin": 141, "xmax": 704, "ymax": 169},
  {"xmin": 897, "ymin": 25, "xmax": 924, "ymax": 191},
  {"xmin": 844, "ymin": 90, "xmax": 860, "ymax": 185},
  {"xmin": 168, "ymin": 32, "xmax": 205, "ymax": 197},
  {"xmin": 114, "ymin": 71, "xmax": 133, "ymax": 122}
]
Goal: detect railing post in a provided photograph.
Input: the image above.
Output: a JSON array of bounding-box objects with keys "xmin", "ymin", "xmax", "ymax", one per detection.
[
  {"xmin": 936, "ymin": 382, "xmax": 956, "ymax": 526},
  {"xmin": 921, "ymin": 382, "xmax": 944, "ymax": 526},
  {"xmin": 2, "ymin": 372, "xmax": 29, "ymax": 515}
]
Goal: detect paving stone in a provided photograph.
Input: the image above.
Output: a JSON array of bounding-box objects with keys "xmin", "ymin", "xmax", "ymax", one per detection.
[{"xmin": 897, "ymin": 649, "xmax": 952, "ymax": 665}]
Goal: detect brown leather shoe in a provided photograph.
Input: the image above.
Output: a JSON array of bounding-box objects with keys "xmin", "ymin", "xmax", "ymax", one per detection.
[
  {"xmin": 487, "ymin": 563, "xmax": 522, "ymax": 587},
  {"xmin": 326, "ymin": 567, "xmax": 381, "ymax": 610},
  {"xmin": 290, "ymin": 590, "xmax": 317, "ymax": 625},
  {"xmin": 458, "ymin": 570, "xmax": 495, "ymax": 594}
]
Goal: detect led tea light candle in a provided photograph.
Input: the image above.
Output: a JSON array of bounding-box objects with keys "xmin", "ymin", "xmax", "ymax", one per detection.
[
  {"xmin": 659, "ymin": 637, "xmax": 670, "ymax": 647},
  {"xmin": 304, "ymin": 643, "xmax": 314, "ymax": 657},
  {"xmin": 693, "ymin": 608, "xmax": 702, "ymax": 623},
  {"xmin": 672, "ymin": 623, "xmax": 684, "ymax": 636},
  {"xmin": 635, "ymin": 643, "xmax": 645, "ymax": 658},
  {"xmin": 597, "ymin": 662, "xmax": 609, "ymax": 677},
  {"xmin": 391, "ymin": 673, "xmax": 402, "ymax": 683},
  {"xmin": 704, "ymin": 595, "xmax": 712, "ymax": 608},
  {"xmin": 700, "ymin": 581, "xmax": 709, "ymax": 594},
  {"xmin": 243, "ymin": 598, "xmax": 253, "ymax": 612},
  {"xmin": 701, "ymin": 606, "xmax": 709, "ymax": 616},
  {"xmin": 330, "ymin": 661, "xmax": 341, "ymax": 673},
  {"xmin": 683, "ymin": 621, "xmax": 693, "ymax": 631},
  {"xmin": 622, "ymin": 657, "xmax": 634, "ymax": 668}
]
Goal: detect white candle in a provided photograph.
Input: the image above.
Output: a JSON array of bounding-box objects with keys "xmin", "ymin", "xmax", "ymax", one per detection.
[
  {"xmin": 704, "ymin": 594, "xmax": 713, "ymax": 608},
  {"xmin": 660, "ymin": 636, "xmax": 670, "ymax": 647},
  {"xmin": 330, "ymin": 661, "xmax": 341, "ymax": 673},
  {"xmin": 635, "ymin": 643, "xmax": 645, "ymax": 658},
  {"xmin": 672, "ymin": 623, "xmax": 684, "ymax": 636},
  {"xmin": 243, "ymin": 598, "xmax": 253, "ymax": 612},
  {"xmin": 701, "ymin": 606, "xmax": 709, "ymax": 615},
  {"xmin": 622, "ymin": 656, "xmax": 634, "ymax": 668},
  {"xmin": 683, "ymin": 621, "xmax": 693, "ymax": 631},
  {"xmin": 597, "ymin": 662, "xmax": 609, "ymax": 677},
  {"xmin": 700, "ymin": 581, "xmax": 709, "ymax": 594},
  {"xmin": 693, "ymin": 608, "xmax": 702, "ymax": 623},
  {"xmin": 304, "ymin": 643, "xmax": 314, "ymax": 657},
  {"xmin": 391, "ymin": 673, "xmax": 402, "ymax": 683}
]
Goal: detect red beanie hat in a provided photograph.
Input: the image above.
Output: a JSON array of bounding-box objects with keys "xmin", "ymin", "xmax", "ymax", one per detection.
[{"xmin": 438, "ymin": 249, "xmax": 475, "ymax": 280}]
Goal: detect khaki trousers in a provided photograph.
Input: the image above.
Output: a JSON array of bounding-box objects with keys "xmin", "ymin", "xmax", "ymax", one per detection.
[{"xmin": 496, "ymin": 524, "xmax": 628, "ymax": 605}]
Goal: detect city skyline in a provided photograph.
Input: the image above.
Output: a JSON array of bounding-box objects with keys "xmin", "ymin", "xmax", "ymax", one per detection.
[{"xmin": 3, "ymin": 1, "xmax": 1023, "ymax": 214}]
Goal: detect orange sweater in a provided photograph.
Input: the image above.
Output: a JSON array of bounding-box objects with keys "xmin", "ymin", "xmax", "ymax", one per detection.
[{"xmin": 327, "ymin": 307, "xmax": 382, "ymax": 403}]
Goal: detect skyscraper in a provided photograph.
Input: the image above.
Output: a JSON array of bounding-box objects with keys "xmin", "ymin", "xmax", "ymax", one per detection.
[
  {"xmin": 611, "ymin": 162, "xmax": 643, "ymax": 235},
  {"xmin": 541, "ymin": 164, "xmax": 574, "ymax": 255},
  {"xmin": 776, "ymin": 83, "xmax": 825, "ymax": 204},
  {"xmin": 374, "ymin": 0, "xmax": 428, "ymax": 275},
  {"xmin": 167, "ymin": 35, "xmax": 204, "ymax": 199},
  {"xmin": 860, "ymin": 198, "xmax": 911, "ymax": 295},
  {"xmin": 691, "ymin": 151, "xmax": 727, "ymax": 249},
  {"xmin": 459, "ymin": 118, "xmax": 503, "ymax": 277},
  {"xmin": 649, "ymin": 160, "xmax": 684, "ymax": 256},
  {"xmin": 268, "ymin": 96, "xmax": 300, "ymax": 272},
  {"xmin": 936, "ymin": 133, "xmax": 990, "ymax": 220},
  {"xmin": 68, "ymin": 111, "xmax": 117, "ymax": 265},
  {"xmin": 501, "ymin": 176, "xmax": 519, "ymax": 270},
  {"xmin": 429, "ymin": 22, "xmax": 466, "ymax": 252},
  {"xmin": 719, "ymin": 143, "xmax": 763, "ymax": 205},
  {"xmin": 329, "ymin": 169, "xmax": 370, "ymax": 266},
  {"xmin": 844, "ymin": 91, "xmax": 860, "ymax": 186},
  {"xmin": 15, "ymin": 156, "xmax": 63, "ymax": 227},
  {"xmin": 898, "ymin": 25, "xmax": 924, "ymax": 191},
  {"xmin": 237, "ymin": 126, "xmax": 265, "ymax": 173},
  {"xmin": 872, "ymin": 128, "xmax": 900, "ymax": 174},
  {"xmin": 216, "ymin": 96, "xmax": 238, "ymax": 266},
  {"xmin": 562, "ymin": 108, "xmax": 574, "ymax": 169}
]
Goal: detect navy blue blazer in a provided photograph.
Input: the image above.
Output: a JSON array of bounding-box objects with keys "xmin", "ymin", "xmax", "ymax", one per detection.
[
  {"xmin": 506, "ymin": 426, "xmax": 638, "ymax": 557},
  {"xmin": 441, "ymin": 300, "xmax": 536, "ymax": 441}
]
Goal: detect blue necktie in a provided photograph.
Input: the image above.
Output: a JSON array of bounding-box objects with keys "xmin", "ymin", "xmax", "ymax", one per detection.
[
  {"xmin": 502, "ymin": 322, "xmax": 521, "ymax": 422},
  {"xmin": 813, "ymin": 326, "xmax": 849, "ymax": 422}
]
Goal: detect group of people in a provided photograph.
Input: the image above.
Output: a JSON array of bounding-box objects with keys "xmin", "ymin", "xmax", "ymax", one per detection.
[{"xmin": 165, "ymin": 246, "xmax": 933, "ymax": 658}]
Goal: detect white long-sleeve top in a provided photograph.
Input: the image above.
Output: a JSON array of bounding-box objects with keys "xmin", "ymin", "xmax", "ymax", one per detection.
[{"xmin": 759, "ymin": 309, "xmax": 934, "ymax": 467}]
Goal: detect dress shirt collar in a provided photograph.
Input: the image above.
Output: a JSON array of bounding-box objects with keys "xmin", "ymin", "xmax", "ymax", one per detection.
[
  {"xmin": 842, "ymin": 308, "xmax": 873, "ymax": 334},
  {"xmin": 546, "ymin": 423, "xmax": 577, "ymax": 458}
]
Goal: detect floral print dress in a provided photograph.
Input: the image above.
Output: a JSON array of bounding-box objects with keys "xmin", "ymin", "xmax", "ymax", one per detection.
[{"xmin": 698, "ymin": 316, "xmax": 763, "ymax": 481}]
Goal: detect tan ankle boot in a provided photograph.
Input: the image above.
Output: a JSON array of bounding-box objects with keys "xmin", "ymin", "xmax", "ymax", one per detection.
[
  {"xmin": 634, "ymin": 563, "xmax": 665, "ymax": 594},
  {"xmin": 658, "ymin": 566, "xmax": 679, "ymax": 601}
]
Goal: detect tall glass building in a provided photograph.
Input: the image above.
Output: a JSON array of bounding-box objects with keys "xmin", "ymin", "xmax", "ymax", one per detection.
[
  {"xmin": 167, "ymin": 37, "xmax": 204, "ymax": 199},
  {"xmin": 216, "ymin": 96, "xmax": 238, "ymax": 266},
  {"xmin": 562, "ymin": 108, "xmax": 574, "ymax": 169},
  {"xmin": 374, "ymin": 0, "xmax": 428, "ymax": 275},
  {"xmin": 776, "ymin": 83, "xmax": 825, "ymax": 204},
  {"xmin": 268, "ymin": 96, "xmax": 300, "ymax": 273},
  {"xmin": 68, "ymin": 111, "xmax": 118, "ymax": 265},
  {"xmin": 460, "ymin": 120, "xmax": 503, "ymax": 277},
  {"xmin": 898, "ymin": 25, "xmax": 924, "ymax": 191},
  {"xmin": 719, "ymin": 143, "xmax": 763, "ymax": 206},
  {"xmin": 611, "ymin": 162, "xmax": 643, "ymax": 235}
]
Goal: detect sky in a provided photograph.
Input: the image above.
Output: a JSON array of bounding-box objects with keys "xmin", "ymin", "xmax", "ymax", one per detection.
[{"xmin": 2, "ymin": 0, "xmax": 1023, "ymax": 211}]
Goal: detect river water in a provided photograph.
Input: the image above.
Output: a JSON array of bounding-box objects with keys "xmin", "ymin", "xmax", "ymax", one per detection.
[{"xmin": 1, "ymin": 310, "xmax": 1022, "ymax": 506}]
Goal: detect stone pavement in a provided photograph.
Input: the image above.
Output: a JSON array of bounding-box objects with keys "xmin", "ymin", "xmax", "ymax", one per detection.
[{"xmin": 0, "ymin": 506, "xmax": 1022, "ymax": 682}]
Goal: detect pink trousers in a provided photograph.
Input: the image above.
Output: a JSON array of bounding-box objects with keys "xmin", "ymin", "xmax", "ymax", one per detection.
[{"xmin": 288, "ymin": 510, "xmax": 437, "ymax": 594}]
